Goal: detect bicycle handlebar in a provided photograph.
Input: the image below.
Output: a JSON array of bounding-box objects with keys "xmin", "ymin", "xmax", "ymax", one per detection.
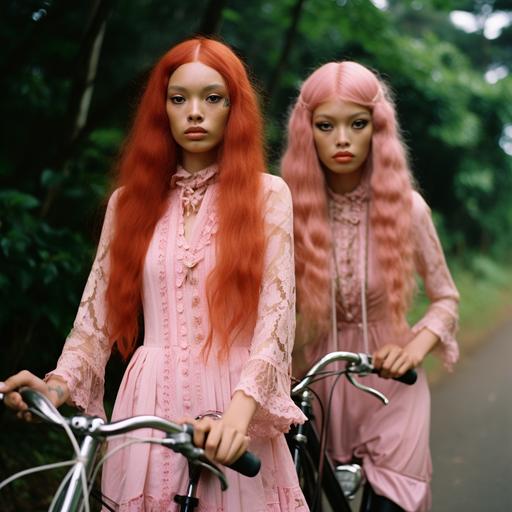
[
  {"xmin": 2, "ymin": 388, "xmax": 260, "ymax": 479},
  {"xmin": 292, "ymin": 351, "xmax": 417, "ymax": 404}
]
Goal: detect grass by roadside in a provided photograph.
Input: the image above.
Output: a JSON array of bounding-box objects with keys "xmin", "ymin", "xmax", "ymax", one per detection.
[{"xmin": 409, "ymin": 257, "xmax": 512, "ymax": 385}]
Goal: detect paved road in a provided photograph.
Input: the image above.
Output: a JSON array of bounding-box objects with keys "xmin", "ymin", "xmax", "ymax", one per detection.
[{"xmin": 430, "ymin": 320, "xmax": 512, "ymax": 511}]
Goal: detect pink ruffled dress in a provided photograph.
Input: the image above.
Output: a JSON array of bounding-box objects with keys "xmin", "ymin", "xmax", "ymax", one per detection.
[
  {"xmin": 47, "ymin": 166, "xmax": 308, "ymax": 511},
  {"xmin": 306, "ymin": 182, "xmax": 459, "ymax": 512}
]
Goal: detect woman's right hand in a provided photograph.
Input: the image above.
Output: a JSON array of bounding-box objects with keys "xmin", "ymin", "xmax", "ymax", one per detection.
[{"xmin": 0, "ymin": 371, "xmax": 68, "ymax": 421}]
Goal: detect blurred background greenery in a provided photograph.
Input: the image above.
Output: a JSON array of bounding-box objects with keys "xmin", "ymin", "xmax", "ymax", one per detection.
[{"xmin": 1, "ymin": 0, "xmax": 511, "ymax": 509}]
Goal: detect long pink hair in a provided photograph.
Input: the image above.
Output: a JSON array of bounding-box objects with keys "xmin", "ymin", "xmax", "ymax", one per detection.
[{"xmin": 281, "ymin": 61, "xmax": 415, "ymax": 335}]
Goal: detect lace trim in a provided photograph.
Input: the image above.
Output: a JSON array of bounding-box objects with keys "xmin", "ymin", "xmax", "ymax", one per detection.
[
  {"xmin": 328, "ymin": 188, "xmax": 368, "ymax": 322},
  {"xmin": 171, "ymin": 164, "xmax": 218, "ymax": 216},
  {"xmin": 155, "ymin": 207, "xmax": 173, "ymax": 494},
  {"xmin": 114, "ymin": 483, "xmax": 308, "ymax": 511},
  {"xmin": 45, "ymin": 353, "xmax": 106, "ymax": 418},
  {"xmin": 411, "ymin": 307, "xmax": 459, "ymax": 371},
  {"xmin": 235, "ymin": 359, "xmax": 306, "ymax": 438}
]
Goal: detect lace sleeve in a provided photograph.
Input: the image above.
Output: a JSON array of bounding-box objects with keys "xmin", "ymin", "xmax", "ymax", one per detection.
[
  {"xmin": 410, "ymin": 192, "xmax": 460, "ymax": 370},
  {"xmin": 234, "ymin": 176, "xmax": 306, "ymax": 438},
  {"xmin": 45, "ymin": 189, "xmax": 120, "ymax": 418}
]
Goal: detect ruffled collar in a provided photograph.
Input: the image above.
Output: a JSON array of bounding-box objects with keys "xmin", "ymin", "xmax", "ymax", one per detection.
[
  {"xmin": 171, "ymin": 164, "xmax": 218, "ymax": 216},
  {"xmin": 327, "ymin": 172, "xmax": 370, "ymax": 210}
]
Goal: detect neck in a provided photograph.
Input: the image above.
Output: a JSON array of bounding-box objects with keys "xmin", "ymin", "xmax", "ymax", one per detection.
[
  {"xmin": 325, "ymin": 167, "xmax": 364, "ymax": 194},
  {"xmin": 180, "ymin": 149, "xmax": 218, "ymax": 174}
]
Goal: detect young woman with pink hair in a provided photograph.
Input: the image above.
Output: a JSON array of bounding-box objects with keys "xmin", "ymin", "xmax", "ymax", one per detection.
[
  {"xmin": 1, "ymin": 38, "xmax": 307, "ymax": 511},
  {"xmin": 282, "ymin": 61, "xmax": 459, "ymax": 511}
]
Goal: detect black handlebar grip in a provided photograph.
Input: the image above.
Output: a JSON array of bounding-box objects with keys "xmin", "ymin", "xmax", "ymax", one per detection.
[
  {"xmin": 227, "ymin": 450, "xmax": 261, "ymax": 477},
  {"xmin": 393, "ymin": 369, "xmax": 417, "ymax": 385},
  {"xmin": 184, "ymin": 423, "xmax": 261, "ymax": 477}
]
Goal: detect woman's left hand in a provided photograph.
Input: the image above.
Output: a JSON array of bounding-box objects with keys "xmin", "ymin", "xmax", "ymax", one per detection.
[
  {"xmin": 372, "ymin": 343, "xmax": 421, "ymax": 379},
  {"xmin": 191, "ymin": 415, "xmax": 250, "ymax": 465}
]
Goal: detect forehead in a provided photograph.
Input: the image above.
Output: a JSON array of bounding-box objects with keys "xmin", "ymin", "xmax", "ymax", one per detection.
[
  {"xmin": 167, "ymin": 61, "xmax": 227, "ymax": 90},
  {"xmin": 313, "ymin": 99, "xmax": 371, "ymax": 119}
]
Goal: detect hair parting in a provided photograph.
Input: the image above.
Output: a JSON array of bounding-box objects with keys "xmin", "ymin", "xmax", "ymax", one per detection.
[
  {"xmin": 282, "ymin": 61, "xmax": 416, "ymax": 337},
  {"xmin": 106, "ymin": 38, "xmax": 265, "ymax": 359}
]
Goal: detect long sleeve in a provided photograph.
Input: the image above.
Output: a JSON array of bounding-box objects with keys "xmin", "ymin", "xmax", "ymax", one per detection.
[
  {"xmin": 410, "ymin": 191, "xmax": 460, "ymax": 370},
  {"xmin": 234, "ymin": 175, "xmax": 306, "ymax": 438},
  {"xmin": 45, "ymin": 189, "xmax": 120, "ymax": 418}
]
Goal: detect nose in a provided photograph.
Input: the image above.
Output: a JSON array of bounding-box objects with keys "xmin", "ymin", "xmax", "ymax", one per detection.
[
  {"xmin": 187, "ymin": 98, "xmax": 204, "ymax": 123},
  {"xmin": 335, "ymin": 127, "xmax": 350, "ymax": 147}
]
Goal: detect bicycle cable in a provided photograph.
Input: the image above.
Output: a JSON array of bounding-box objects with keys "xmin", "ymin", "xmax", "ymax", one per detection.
[{"xmin": 312, "ymin": 370, "xmax": 345, "ymax": 512}]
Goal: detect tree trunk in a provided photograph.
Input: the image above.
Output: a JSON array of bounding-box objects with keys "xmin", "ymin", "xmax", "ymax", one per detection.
[
  {"xmin": 39, "ymin": 0, "xmax": 112, "ymax": 218},
  {"xmin": 197, "ymin": 0, "xmax": 228, "ymax": 35},
  {"xmin": 265, "ymin": 0, "xmax": 307, "ymax": 107}
]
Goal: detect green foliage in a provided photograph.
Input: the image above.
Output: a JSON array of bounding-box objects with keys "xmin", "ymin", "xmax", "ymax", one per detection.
[{"xmin": 0, "ymin": 0, "xmax": 511, "ymax": 508}]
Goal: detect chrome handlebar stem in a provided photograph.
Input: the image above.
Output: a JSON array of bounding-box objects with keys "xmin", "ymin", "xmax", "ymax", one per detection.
[{"xmin": 292, "ymin": 351, "xmax": 389, "ymax": 405}]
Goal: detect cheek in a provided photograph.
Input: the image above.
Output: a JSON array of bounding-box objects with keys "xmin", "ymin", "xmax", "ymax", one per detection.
[
  {"xmin": 213, "ymin": 110, "xmax": 230, "ymax": 137},
  {"xmin": 313, "ymin": 136, "xmax": 330, "ymax": 164}
]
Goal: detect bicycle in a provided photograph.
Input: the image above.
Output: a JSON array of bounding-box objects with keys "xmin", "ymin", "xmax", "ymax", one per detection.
[
  {"xmin": 0, "ymin": 388, "xmax": 260, "ymax": 512},
  {"xmin": 287, "ymin": 350, "xmax": 417, "ymax": 512}
]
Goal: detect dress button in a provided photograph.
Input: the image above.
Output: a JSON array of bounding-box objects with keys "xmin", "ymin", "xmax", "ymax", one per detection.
[
  {"xmin": 176, "ymin": 290, "xmax": 183, "ymax": 300},
  {"xmin": 183, "ymin": 400, "xmax": 191, "ymax": 409},
  {"xmin": 346, "ymin": 312, "xmax": 353, "ymax": 321},
  {"xmin": 180, "ymin": 341, "xmax": 188, "ymax": 349},
  {"xmin": 182, "ymin": 368, "xmax": 189, "ymax": 376},
  {"xmin": 177, "ymin": 303, "xmax": 184, "ymax": 313}
]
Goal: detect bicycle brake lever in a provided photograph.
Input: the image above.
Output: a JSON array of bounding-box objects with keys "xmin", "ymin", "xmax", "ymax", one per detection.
[
  {"xmin": 346, "ymin": 353, "xmax": 374, "ymax": 376},
  {"xmin": 192, "ymin": 458, "xmax": 228, "ymax": 491},
  {"xmin": 20, "ymin": 388, "xmax": 65, "ymax": 425},
  {"xmin": 345, "ymin": 373, "xmax": 389, "ymax": 405},
  {"xmin": 162, "ymin": 434, "xmax": 229, "ymax": 491}
]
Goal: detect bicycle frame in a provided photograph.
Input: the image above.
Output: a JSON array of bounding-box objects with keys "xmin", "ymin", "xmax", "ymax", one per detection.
[
  {"xmin": 287, "ymin": 351, "xmax": 415, "ymax": 512},
  {"xmin": 288, "ymin": 388, "xmax": 351, "ymax": 512},
  {"xmin": 0, "ymin": 389, "xmax": 259, "ymax": 512}
]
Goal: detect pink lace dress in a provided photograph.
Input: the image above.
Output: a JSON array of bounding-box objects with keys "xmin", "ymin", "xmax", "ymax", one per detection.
[
  {"xmin": 46, "ymin": 166, "xmax": 308, "ymax": 511},
  {"xmin": 306, "ymin": 183, "xmax": 459, "ymax": 512}
]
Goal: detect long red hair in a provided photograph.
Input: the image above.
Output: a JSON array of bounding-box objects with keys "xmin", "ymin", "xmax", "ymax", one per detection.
[{"xmin": 106, "ymin": 38, "xmax": 266, "ymax": 359}]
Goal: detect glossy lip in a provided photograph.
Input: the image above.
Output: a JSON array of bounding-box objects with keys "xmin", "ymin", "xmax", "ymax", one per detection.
[
  {"xmin": 333, "ymin": 151, "xmax": 354, "ymax": 163},
  {"xmin": 184, "ymin": 126, "xmax": 208, "ymax": 140},
  {"xmin": 185, "ymin": 126, "xmax": 207, "ymax": 134}
]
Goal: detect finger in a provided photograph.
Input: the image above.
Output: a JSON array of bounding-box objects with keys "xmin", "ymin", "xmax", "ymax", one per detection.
[
  {"xmin": 192, "ymin": 418, "xmax": 212, "ymax": 448},
  {"xmin": 372, "ymin": 345, "xmax": 392, "ymax": 369},
  {"xmin": 381, "ymin": 347, "xmax": 402, "ymax": 372},
  {"xmin": 395, "ymin": 359, "xmax": 413, "ymax": 378},
  {"xmin": 225, "ymin": 434, "xmax": 250, "ymax": 465},
  {"xmin": 204, "ymin": 422, "xmax": 223, "ymax": 461},
  {"xmin": 4, "ymin": 391, "xmax": 28, "ymax": 412},
  {"xmin": 389, "ymin": 354, "xmax": 408, "ymax": 376},
  {"xmin": 2, "ymin": 370, "xmax": 38, "ymax": 392},
  {"xmin": 215, "ymin": 427, "xmax": 237, "ymax": 464}
]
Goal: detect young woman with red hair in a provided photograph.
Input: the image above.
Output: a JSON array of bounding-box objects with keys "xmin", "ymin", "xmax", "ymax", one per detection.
[
  {"xmin": 281, "ymin": 61, "xmax": 459, "ymax": 512},
  {"xmin": 1, "ymin": 38, "xmax": 307, "ymax": 510}
]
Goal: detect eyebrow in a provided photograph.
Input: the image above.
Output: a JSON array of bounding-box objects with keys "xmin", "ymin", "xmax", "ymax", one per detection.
[
  {"xmin": 167, "ymin": 83, "xmax": 227, "ymax": 93},
  {"xmin": 314, "ymin": 111, "xmax": 371, "ymax": 120}
]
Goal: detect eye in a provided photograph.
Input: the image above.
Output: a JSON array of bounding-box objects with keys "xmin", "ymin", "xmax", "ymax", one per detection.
[
  {"xmin": 206, "ymin": 94, "xmax": 223, "ymax": 104},
  {"xmin": 168, "ymin": 95, "xmax": 185, "ymax": 105},
  {"xmin": 315, "ymin": 121, "xmax": 332, "ymax": 132},
  {"xmin": 352, "ymin": 118, "xmax": 370, "ymax": 130}
]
